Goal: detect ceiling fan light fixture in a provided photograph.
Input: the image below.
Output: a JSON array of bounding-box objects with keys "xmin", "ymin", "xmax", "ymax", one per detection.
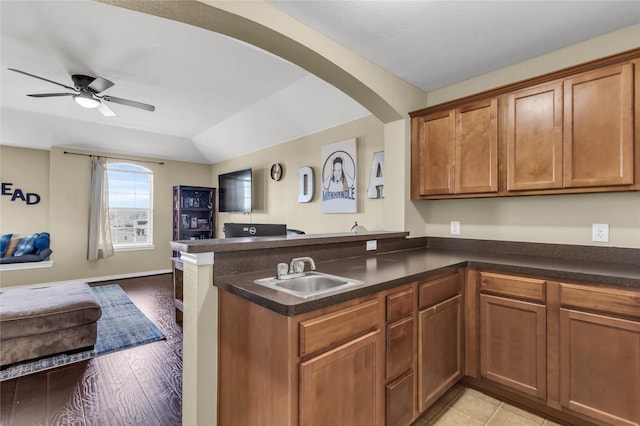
[{"xmin": 73, "ymin": 92, "xmax": 100, "ymax": 109}]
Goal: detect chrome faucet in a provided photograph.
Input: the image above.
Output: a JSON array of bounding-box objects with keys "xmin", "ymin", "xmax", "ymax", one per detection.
[
  {"xmin": 290, "ymin": 256, "xmax": 316, "ymax": 274},
  {"xmin": 276, "ymin": 256, "xmax": 316, "ymax": 279}
]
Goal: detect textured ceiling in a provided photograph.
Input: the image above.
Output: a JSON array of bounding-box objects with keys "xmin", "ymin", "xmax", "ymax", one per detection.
[{"xmin": 268, "ymin": 1, "xmax": 640, "ymax": 91}]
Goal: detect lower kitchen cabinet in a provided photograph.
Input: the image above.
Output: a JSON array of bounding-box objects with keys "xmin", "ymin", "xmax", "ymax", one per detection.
[
  {"xmin": 386, "ymin": 370, "xmax": 414, "ymax": 426},
  {"xmin": 479, "ymin": 294, "xmax": 546, "ymax": 400},
  {"xmin": 478, "ymin": 272, "xmax": 547, "ymax": 400},
  {"xmin": 472, "ymin": 271, "xmax": 640, "ymax": 426},
  {"xmin": 558, "ymin": 284, "xmax": 640, "ymax": 425},
  {"xmin": 385, "ymin": 284, "xmax": 417, "ymax": 426},
  {"xmin": 418, "ymin": 271, "xmax": 464, "ymax": 412},
  {"xmin": 386, "ymin": 316, "xmax": 414, "ymax": 380},
  {"xmin": 298, "ymin": 297, "xmax": 384, "ymax": 426},
  {"xmin": 300, "ymin": 330, "xmax": 382, "ymax": 426},
  {"xmin": 418, "ymin": 295, "xmax": 463, "ymax": 411},
  {"xmin": 218, "ymin": 290, "xmax": 384, "ymax": 426}
]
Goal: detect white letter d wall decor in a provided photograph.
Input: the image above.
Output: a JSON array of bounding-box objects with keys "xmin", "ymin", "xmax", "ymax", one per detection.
[{"xmin": 298, "ymin": 167, "xmax": 314, "ymax": 203}]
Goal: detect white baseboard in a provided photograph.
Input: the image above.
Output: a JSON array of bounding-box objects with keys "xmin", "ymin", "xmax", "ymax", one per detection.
[{"xmin": 82, "ymin": 269, "xmax": 173, "ymax": 283}]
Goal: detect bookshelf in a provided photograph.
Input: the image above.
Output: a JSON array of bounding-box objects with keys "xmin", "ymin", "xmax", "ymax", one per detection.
[
  {"xmin": 172, "ymin": 185, "xmax": 216, "ymax": 325},
  {"xmin": 173, "ymin": 185, "xmax": 216, "ymax": 243}
]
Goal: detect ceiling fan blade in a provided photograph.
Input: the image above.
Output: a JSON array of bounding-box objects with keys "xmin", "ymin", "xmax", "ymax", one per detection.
[
  {"xmin": 8, "ymin": 68, "xmax": 76, "ymax": 91},
  {"xmin": 97, "ymin": 101, "xmax": 116, "ymax": 117},
  {"xmin": 27, "ymin": 93, "xmax": 75, "ymax": 98},
  {"xmin": 102, "ymin": 95, "xmax": 155, "ymax": 112},
  {"xmin": 88, "ymin": 77, "xmax": 115, "ymax": 93}
]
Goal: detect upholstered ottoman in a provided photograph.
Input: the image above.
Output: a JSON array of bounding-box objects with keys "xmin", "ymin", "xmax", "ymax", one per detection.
[{"xmin": 0, "ymin": 282, "xmax": 102, "ymax": 366}]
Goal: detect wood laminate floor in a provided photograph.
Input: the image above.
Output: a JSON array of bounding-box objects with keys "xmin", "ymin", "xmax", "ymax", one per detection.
[{"xmin": 0, "ymin": 274, "xmax": 183, "ymax": 426}]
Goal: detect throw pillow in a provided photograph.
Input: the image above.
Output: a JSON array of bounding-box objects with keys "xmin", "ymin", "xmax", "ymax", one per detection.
[
  {"xmin": 0, "ymin": 234, "xmax": 12, "ymax": 257},
  {"xmin": 13, "ymin": 233, "xmax": 39, "ymax": 257},
  {"xmin": 4, "ymin": 238, "xmax": 20, "ymax": 257},
  {"xmin": 34, "ymin": 232, "xmax": 50, "ymax": 251}
]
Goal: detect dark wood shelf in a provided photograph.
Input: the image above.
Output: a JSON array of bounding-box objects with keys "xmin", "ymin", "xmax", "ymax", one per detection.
[{"xmin": 172, "ymin": 185, "xmax": 215, "ymax": 325}]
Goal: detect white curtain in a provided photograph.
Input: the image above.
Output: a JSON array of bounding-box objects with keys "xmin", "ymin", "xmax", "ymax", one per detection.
[{"xmin": 88, "ymin": 156, "xmax": 114, "ymax": 261}]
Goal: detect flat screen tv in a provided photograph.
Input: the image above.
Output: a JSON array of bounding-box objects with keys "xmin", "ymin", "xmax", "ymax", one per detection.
[{"xmin": 218, "ymin": 168, "xmax": 252, "ymax": 213}]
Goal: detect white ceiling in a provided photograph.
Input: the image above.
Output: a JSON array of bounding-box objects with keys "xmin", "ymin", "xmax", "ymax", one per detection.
[{"xmin": 1, "ymin": 1, "xmax": 638, "ymax": 164}]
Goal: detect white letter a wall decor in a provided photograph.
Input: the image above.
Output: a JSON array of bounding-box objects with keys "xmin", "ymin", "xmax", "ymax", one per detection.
[{"xmin": 367, "ymin": 151, "xmax": 384, "ymax": 199}]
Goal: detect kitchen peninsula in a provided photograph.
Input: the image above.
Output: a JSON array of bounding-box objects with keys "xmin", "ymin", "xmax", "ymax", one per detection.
[{"xmin": 171, "ymin": 232, "xmax": 640, "ymax": 426}]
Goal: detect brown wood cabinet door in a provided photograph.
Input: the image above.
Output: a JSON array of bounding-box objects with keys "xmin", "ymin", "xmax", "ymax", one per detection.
[
  {"xmin": 559, "ymin": 309, "xmax": 640, "ymax": 426},
  {"xmin": 480, "ymin": 294, "xmax": 546, "ymax": 400},
  {"xmin": 386, "ymin": 371, "xmax": 415, "ymax": 426},
  {"xmin": 172, "ymin": 261, "xmax": 184, "ymax": 325},
  {"xmin": 299, "ymin": 299, "xmax": 379, "ymax": 357},
  {"xmin": 415, "ymin": 110, "xmax": 455, "ymax": 196},
  {"xmin": 455, "ymin": 98, "xmax": 499, "ymax": 194},
  {"xmin": 507, "ymin": 82, "xmax": 563, "ymax": 191},
  {"xmin": 418, "ymin": 295, "xmax": 463, "ymax": 412},
  {"xmin": 564, "ymin": 63, "xmax": 634, "ymax": 188},
  {"xmin": 299, "ymin": 330, "xmax": 382, "ymax": 426},
  {"xmin": 386, "ymin": 316, "xmax": 414, "ymax": 380}
]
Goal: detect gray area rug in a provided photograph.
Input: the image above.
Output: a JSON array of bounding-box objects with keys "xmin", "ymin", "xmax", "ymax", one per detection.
[{"xmin": 1, "ymin": 284, "xmax": 166, "ymax": 381}]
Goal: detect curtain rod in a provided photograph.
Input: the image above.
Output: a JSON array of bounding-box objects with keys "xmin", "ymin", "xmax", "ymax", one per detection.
[{"xmin": 63, "ymin": 151, "xmax": 164, "ymax": 165}]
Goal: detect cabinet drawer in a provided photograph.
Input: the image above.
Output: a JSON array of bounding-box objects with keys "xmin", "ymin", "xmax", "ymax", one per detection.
[
  {"xmin": 560, "ymin": 283, "xmax": 640, "ymax": 319},
  {"xmin": 299, "ymin": 299, "xmax": 380, "ymax": 357},
  {"xmin": 386, "ymin": 316, "xmax": 414, "ymax": 380},
  {"xmin": 387, "ymin": 287, "xmax": 415, "ymax": 322},
  {"xmin": 419, "ymin": 273, "xmax": 460, "ymax": 309},
  {"xmin": 386, "ymin": 370, "xmax": 415, "ymax": 426},
  {"xmin": 480, "ymin": 272, "xmax": 546, "ymax": 302}
]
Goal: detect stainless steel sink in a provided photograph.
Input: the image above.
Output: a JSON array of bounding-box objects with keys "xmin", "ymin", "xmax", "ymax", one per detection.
[{"xmin": 253, "ymin": 271, "xmax": 363, "ymax": 298}]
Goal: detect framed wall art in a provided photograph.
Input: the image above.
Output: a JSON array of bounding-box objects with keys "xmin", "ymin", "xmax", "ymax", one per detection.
[{"xmin": 321, "ymin": 138, "xmax": 357, "ymax": 214}]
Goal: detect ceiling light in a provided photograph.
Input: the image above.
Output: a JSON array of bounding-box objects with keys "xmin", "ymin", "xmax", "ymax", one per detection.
[{"xmin": 73, "ymin": 92, "xmax": 100, "ymax": 109}]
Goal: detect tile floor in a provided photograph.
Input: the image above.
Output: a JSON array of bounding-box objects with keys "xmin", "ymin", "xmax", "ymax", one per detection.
[{"xmin": 413, "ymin": 384, "xmax": 564, "ymax": 426}]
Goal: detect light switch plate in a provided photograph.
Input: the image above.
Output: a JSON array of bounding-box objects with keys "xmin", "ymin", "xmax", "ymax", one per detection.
[{"xmin": 450, "ymin": 221, "xmax": 460, "ymax": 235}]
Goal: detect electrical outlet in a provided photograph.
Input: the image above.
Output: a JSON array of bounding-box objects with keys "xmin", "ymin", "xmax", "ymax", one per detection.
[
  {"xmin": 450, "ymin": 221, "xmax": 460, "ymax": 235},
  {"xmin": 366, "ymin": 240, "xmax": 377, "ymax": 251},
  {"xmin": 592, "ymin": 223, "xmax": 609, "ymax": 242}
]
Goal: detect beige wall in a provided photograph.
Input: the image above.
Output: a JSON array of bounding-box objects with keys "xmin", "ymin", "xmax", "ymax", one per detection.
[
  {"xmin": 212, "ymin": 115, "xmax": 385, "ymax": 236},
  {"xmin": 408, "ymin": 24, "xmax": 640, "ymax": 248},
  {"xmin": 0, "ymin": 146, "xmax": 212, "ymax": 287},
  {"xmin": 420, "ymin": 193, "xmax": 640, "ymax": 248}
]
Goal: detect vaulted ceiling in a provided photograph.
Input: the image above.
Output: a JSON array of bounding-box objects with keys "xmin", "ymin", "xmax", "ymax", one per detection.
[{"xmin": 1, "ymin": 1, "xmax": 638, "ymax": 164}]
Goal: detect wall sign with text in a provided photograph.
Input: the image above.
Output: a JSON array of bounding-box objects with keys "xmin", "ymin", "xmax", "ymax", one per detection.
[
  {"xmin": 321, "ymin": 138, "xmax": 357, "ymax": 214},
  {"xmin": 1, "ymin": 182, "xmax": 41, "ymax": 205}
]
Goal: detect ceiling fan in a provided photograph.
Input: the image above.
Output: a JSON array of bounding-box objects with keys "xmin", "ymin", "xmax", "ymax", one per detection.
[{"xmin": 8, "ymin": 68, "xmax": 155, "ymax": 116}]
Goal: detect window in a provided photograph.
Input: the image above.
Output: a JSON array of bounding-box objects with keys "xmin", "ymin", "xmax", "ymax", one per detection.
[{"xmin": 107, "ymin": 163, "xmax": 153, "ymax": 249}]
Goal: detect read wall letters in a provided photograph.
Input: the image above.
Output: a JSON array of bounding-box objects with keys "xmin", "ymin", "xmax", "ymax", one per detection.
[{"xmin": 1, "ymin": 182, "xmax": 41, "ymax": 205}]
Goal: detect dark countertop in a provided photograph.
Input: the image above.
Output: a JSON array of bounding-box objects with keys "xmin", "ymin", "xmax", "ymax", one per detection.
[
  {"xmin": 214, "ymin": 246, "xmax": 640, "ymax": 316},
  {"xmin": 170, "ymin": 230, "xmax": 409, "ymax": 253}
]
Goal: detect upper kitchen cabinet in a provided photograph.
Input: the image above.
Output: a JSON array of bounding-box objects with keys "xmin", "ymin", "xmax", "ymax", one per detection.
[
  {"xmin": 506, "ymin": 81, "xmax": 564, "ymax": 191},
  {"xmin": 507, "ymin": 63, "xmax": 634, "ymax": 192},
  {"xmin": 410, "ymin": 49, "xmax": 640, "ymax": 199},
  {"xmin": 411, "ymin": 98, "xmax": 498, "ymax": 198},
  {"xmin": 412, "ymin": 110, "xmax": 454, "ymax": 196},
  {"xmin": 563, "ymin": 63, "xmax": 634, "ymax": 188}
]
